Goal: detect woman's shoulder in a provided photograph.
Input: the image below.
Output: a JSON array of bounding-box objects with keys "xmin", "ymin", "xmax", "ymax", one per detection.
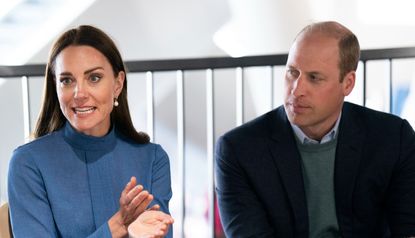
[
  {"xmin": 117, "ymin": 137, "xmax": 169, "ymax": 159},
  {"xmin": 118, "ymin": 138, "xmax": 162, "ymax": 151},
  {"xmin": 9, "ymin": 131, "xmax": 64, "ymax": 172},
  {"xmin": 13, "ymin": 130, "xmax": 63, "ymax": 157}
]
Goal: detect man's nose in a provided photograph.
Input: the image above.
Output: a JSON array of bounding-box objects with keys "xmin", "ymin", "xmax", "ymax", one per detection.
[{"xmin": 291, "ymin": 75, "xmax": 306, "ymax": 97}]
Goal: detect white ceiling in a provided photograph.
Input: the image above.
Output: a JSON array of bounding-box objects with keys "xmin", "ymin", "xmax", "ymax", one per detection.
[
  {"xmin": 2, "ymin": 0, "xmax": 415, "ymax": 65},
  {"xmin": 0, "ymin": 0, "xmax": 95, "ymax": 65}
]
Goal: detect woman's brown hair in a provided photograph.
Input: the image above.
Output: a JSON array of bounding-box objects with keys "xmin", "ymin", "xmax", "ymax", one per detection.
[{"xmin": 34, "ymin": 25, "xmax": 149, "ymax": 144}]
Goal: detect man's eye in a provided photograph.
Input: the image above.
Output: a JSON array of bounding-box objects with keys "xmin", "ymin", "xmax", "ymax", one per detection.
[
  {"xmin": 287, "ymin": 69, "xmax": 299, "ymax": 79},
  {"xmin": 309, "ymin": 74, "xmax": 321, "ymax": 82}
]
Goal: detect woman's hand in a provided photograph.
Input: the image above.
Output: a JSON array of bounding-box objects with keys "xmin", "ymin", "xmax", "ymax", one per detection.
[
  {"xmin": 128, "ymin": 210, "xmax": 174, "ymax": 238},
  {"xmin": 109, "ymin": 177, "xmax": 154, "ymax": 238}
]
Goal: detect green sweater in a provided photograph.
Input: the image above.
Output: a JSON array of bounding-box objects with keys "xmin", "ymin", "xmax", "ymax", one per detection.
[{"xmin": 296, "ymin": 138, "xmax": 342, "ymax": 238}]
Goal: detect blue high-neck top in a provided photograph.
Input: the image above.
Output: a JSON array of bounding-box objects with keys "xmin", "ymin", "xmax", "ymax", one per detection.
[{"xmin": 8, "ymin": 122, "xmax": 172, "ymax": 237}]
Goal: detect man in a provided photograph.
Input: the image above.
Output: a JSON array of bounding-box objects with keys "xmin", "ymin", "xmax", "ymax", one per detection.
[{"xmin": 215, "ymin": 21, "xmax": 415, "ymax": 237}]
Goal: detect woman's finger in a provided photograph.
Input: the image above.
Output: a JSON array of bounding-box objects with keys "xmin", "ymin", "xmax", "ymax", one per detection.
[
  {"xmin": 129, "ymin": 190, "xmax": 150, "ymax": 209},
  {"xmin": 126, "ymin": 184, "xmax": 144, "ymax": 204},
  {"xmin": 132, "ymin": 194, "xmax": 154, "ymax": 218},
  {"xmin": 120, "ymin": 177, "xmax": 137, "ymax": 205},
  {"xmin": 148, "ymin": 204, "xmax": 160, "ymax": 211},
  {"xmin": 123, "ymin": 191, "xmax": 153, "ymax": 224}
]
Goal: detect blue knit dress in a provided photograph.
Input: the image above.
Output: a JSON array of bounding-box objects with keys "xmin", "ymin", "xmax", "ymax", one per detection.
[{"xmin": 8, "ymin": 122, "xmax": 172, "ymax": 237}]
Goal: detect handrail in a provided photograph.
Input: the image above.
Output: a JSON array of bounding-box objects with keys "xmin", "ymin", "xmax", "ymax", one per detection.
[
  {"xmin": 2, "ymin": 47, "xmax": 415, "ymax": 78},
  {"xmin": 2, "ymin": 46, "xmax": 415, "ymax": 238},
  {"xmin": 360, "ymin": 47, "xmax": 415, "ymax": 61}
]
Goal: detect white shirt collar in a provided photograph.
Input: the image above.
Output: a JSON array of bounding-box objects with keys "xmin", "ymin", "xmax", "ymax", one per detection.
[{"xmin": 290, "ymin": 112, "xmax": 342, "ymax": 145}]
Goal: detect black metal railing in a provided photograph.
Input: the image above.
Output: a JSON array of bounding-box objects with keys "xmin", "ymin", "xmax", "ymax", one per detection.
[{"xmin": 1, "ymin": 47, "xmax": 415, "ymax": 238}]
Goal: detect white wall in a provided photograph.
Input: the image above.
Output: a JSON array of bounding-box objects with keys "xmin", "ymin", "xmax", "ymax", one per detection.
[
  {"xmin": 29, "ymin": 0, "xmax": 229, "ymax": 63},
  {"xmin": 28, "ymin": 0, "xmax": 415, "ymax": 62}
]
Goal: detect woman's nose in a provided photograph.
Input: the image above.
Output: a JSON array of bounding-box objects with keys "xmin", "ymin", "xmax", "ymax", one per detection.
[{"xmin": 73, "ymin": 81, "xmax": 88, "ymax": 101}]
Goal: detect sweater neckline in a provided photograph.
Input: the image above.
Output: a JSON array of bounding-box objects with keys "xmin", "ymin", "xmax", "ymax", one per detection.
[
  {"xmin": 62, "ymin": 122, "xmax": 116, "ymax": 151},
  {"xmin": 296, "ymin": 136, "xmax": 338, "ymax": 152}
]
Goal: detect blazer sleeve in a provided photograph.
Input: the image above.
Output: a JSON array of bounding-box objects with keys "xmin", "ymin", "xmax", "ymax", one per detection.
[
  {"xmin": 215, "ymin": 135, "xmax": 274, "ymax": 238},
  {"xmin": 387, "ymin": 119, "xmax": 415, "ymax": 236},
  {"xmin": 8, "ymin": 148, "xmax": 60, "ymax": 237}
]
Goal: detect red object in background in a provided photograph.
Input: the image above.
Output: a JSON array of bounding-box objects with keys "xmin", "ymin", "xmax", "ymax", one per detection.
[
  {"xmin": 214, "ymin": 196, "xmax": 225, "ymax": 238},
  {"xmin": 204, "ymin": 193, "xmax": 225, "ymax": 238}
]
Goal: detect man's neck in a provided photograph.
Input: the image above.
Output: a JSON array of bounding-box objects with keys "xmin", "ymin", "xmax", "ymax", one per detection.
[{"xmin": 292, "ymin": 112, "xmax": 342, "ymax": 144}]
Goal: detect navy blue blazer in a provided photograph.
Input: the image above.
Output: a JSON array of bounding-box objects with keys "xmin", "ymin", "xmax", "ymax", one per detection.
[{"xmin": 215, "ymin": 102, "xmax": 415, "ymax": 238}]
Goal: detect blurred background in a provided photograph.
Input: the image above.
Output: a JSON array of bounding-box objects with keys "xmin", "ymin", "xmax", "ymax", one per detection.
[{"xmin": 1, "ymin": 0, "xmax": 415, "ymax": 237}]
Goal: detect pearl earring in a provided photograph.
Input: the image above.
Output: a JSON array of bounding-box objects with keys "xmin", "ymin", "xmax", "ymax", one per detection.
[{"xmin": 114, "ymin": 98, "xmax": 119, "ymax": 107}]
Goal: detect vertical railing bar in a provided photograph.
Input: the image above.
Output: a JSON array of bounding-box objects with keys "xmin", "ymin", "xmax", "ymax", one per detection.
[
  {"xmin": 236, "ymin": 67, "xmax": 244, "ymax": 126},
  {"xmin": 388, "ymin": 59, "xmax": 393, "ymax": 113},
  {"xmin": 270, "ymin": 66, "xmax": 275, "ymax": 110},
  {"xmin": 21, "ymin": 76, "xmax": 31, "ymax": 143},
  {"xmin": 176, "ymin": 70, "xmax": 185, "ymax": 238},
  {"xmin": 206, "ymin": 68, "xmax": 215, "ymax": 238},
  {"xmin": 146, "ymin": 72, "xmax": 154, "ymax": 142},
  {"xmin": 362, "ymin": 61, "xmax": 367, "ymax": 107}
]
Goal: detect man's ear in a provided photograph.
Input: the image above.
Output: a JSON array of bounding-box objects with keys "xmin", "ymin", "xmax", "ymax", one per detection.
[{"xmin": 342, "ymin": 71, "xmax": 355, "ymax": 96}]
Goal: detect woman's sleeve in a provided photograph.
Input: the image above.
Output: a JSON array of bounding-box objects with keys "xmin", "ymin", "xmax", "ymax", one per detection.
[
  {"xmin": 86, "ymin": 223, "xmax": 112, "ymax": 238},
  {"xmin": 8, "ymin": 148, "xmax": 59, "ymax": 237},
  {"xmin": 150, "ymin": 144, "xmax": 173, "ymax": 237}
]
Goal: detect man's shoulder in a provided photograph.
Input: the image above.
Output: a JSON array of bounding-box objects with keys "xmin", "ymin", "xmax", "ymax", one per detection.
[
  {"xmin": 342, "ymin": 102, "xmax": 410, "ymax": 136},
  {"xmin": 344, "ymin": 102, "xmax": 404, "ymax": 125}
]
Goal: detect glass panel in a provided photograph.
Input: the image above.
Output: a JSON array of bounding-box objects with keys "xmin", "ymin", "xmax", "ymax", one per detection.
[
  {"xmin": 127, "ymin": 72, "xmax": 148, "ymax": 134},
  {"xmin": 28, "ymin": 76, "xmax": 44, "ymax": 131},
  {"xmin": 152, "ymin": 71, "xmax": 181, "ymax": 236},
  {"xmin": 346, "ymin": 61, "xmax": 364, "ymax": 106},
  {"xmin": 0, "ymin": 78, "xmax": 25, "ymax": 204},
  {"xmin": 182, "ymin": 70, "xmax": 210, "ymax": 237},
  {"xmin": 214, "ymin": 68, "xmax": 237, "ymax": 139},
  {"xmin": 365, "ymin": 60, "xmax": 390, "ymax": 112},
  {"xmin": 243, "ymin": 66, "xmax": 273, "ymax": 122},
  {"xmin": 273, "ymin": 65, "xmax": 286, "ymax": 108},
  {"xmin": 392, "ymin": 59, "xmax": 415, "ymax": 128}
]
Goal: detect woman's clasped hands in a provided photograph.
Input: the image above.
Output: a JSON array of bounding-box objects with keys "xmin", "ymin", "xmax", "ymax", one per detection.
[{"xmin": 109, "ymin": 177, "xmax": 174, "ymax": 238}]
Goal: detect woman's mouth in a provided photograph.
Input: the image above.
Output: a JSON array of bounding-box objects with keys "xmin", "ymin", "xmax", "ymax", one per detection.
[{"xmin": 73, "ymin": 107, "xmax": 96, "ymax": 114}]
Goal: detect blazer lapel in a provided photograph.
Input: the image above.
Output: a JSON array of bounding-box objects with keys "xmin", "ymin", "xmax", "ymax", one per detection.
[
  {"xmin": 334, "ymin": 103, "xmax": 365, "ymax": 229},
  {"xmin": 269, "ymin": 107, "xmax": 309, "ymax": 236}
]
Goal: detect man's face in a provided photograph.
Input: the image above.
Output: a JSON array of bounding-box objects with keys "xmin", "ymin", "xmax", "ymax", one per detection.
[{"xmin": 283, "ymin": 33, "xmax": 355, "ymax": 139}]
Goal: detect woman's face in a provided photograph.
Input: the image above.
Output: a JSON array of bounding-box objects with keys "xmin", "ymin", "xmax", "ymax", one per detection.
[{"xmin": 54, "ymin": 45, "xmax": 124, "ymax": 137}]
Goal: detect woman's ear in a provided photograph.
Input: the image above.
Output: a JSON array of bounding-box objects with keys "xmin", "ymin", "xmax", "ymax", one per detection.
[{"xmin": 114, "ymin": 71, "xmax": 125, "ymax": 97}]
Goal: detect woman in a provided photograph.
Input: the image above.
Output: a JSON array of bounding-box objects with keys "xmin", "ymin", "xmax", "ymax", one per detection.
[{"xmin": 8, "ymin": 25, "xmax": 173, "ymax": 238}]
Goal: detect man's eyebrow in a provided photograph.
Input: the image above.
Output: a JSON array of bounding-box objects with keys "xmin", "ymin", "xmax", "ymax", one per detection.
[
  {"xmin": 286, "ymin": 65, "xmax": 297, "ymax": 70},
  {"xmin": 307, "ymin": 71, "xmax": 322, "ymax": 75}
]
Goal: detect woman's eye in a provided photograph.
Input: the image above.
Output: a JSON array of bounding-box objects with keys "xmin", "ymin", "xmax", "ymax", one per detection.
[
  {"xmin": 60, "ymin": 77, "xmax": 73, "ymax": 86},
  {"xmin": 90, "ymin": 74, "xmax": 101, "ymax": 83}
]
